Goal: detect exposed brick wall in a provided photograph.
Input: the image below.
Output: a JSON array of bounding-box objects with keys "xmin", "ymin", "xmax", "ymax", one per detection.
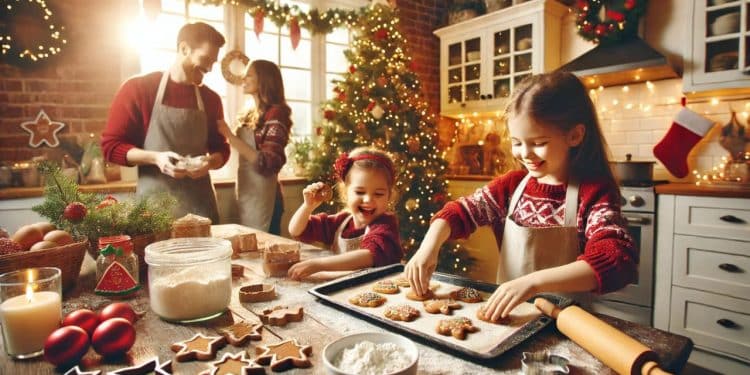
[
  {"xmin": 0, "ymin": 0, "xmax": 131, "ymax": 163},
  {"xmin": 395, "ymin": 0, "xmax": 447, "ymax": 117}
]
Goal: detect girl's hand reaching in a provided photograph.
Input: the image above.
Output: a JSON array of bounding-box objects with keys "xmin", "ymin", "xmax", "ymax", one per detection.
[
  {"xmin": 482, "ymin": 274, "xmax": 539, "ymax": 322},
  {"xmin": 288, "ymin": 259, "xmax": 321, "ymax": 280},
  {"xmin": 302, "ymin": 182, "xmax": 332, "ymax": 209},
  {"xmin": 404, "ymin": 246, "xmax": 439, "ymax": 297}
]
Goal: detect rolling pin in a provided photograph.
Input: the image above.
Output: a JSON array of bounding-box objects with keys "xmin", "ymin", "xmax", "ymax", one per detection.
[{"xmin": 534, "ymin": 298, "xmax": 671, "ymax": 375}]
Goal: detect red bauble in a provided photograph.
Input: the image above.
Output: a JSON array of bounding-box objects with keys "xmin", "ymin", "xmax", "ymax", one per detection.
[
  {"xmin": 374, "ymin": 28, "xmax": 388, "ymax": 40},
  {"xmin": 99, "ymin": 302, "xmax": 137, "ymax": 324},
  {"xmin": 595, "ymin": 24, "xmax": 608, "ymax": 35},
  {"xmin": 95, "ymin": 195, "xmax": 118, "ymax": 210},
  {"xmin": 337, "ymin": 92, "xmax": 346, "ymax": 101},
  {"xmin": 44, "ymin": 326, "xmax": 90, "ymax": 366},
  {"xmin": 348, "ymin": 65, "xmax": 356, "ymax": 74},
  {"xmin": 388, "ymin": 104, "xmax": 399, "ymax": 113},
  {"xmin": 91, "ymin": 318, "xmax": 135, "ymax": 357},
  {"xmin": 606, "ymin": 10, "xmax": 625, "ymax": 22},
  {"xmin": 63, "ymin": 202, "xmax": 87, "ymax": 222},
  {"xmin": 324, "ymin": 110, "xmax": 335, "ymax": 121},
  {"xmin": 582, "ymin": 23, "xmax": 593, "ymax": 33},
  {"xmin": 63, "ymin": 309, "xmax": 100, "ymax": 337},
  {"xmin": 624, "ymin": 0, "xmax": 636, "ymax": 10}
]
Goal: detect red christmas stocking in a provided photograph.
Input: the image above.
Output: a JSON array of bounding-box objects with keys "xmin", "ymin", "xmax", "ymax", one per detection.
[{"xmin": 653, "ymin": 107, "xmax": 714, "ymax": 178}]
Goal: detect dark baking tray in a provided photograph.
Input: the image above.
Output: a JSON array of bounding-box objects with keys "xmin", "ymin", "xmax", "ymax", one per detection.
[{"xmin": 308, "ymin": 263, "xmax": 573, "ymax": 362}]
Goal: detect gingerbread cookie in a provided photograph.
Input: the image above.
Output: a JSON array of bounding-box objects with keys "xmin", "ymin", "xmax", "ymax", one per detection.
[
  {"xmin": 476, "ymin": 305, "xmax": 511, "ymax": 325},
  {"xmin": 239, "ymin": 283, "xmax": 276, "ymax": 302},
  {"xmin": 110, "ymin": 358, "xmax": 172, "ymax": 375},
  {"xmin": 437, "ymin": 317, "xmax": 479, "ymax": 340},
  {"xmin": 202, "ymin": 352, "xmax": 264, "ymax": 375},
  {"xmin": 260, "ymin": 306, "xmax": 304, "ymax": 326},
  {"xmin": 406, "ymin": 289, "xmax": 434, "ymax": 301},
  {"xmin": 171, "ymin": 333, "xmax": 227, "ymax": 362},
  {"xmin": 450, "ymin": 287, "xmax": 483, "ymax": 303},
  {"xmin": 220, "ymin": 321, "xmax": 263, "ymax": 346},
  {"xmin": 255, "ymin": 339, "xmax": 313, "ymax": 372},
  {"xmin": 391, "ymin": 276, "xmax": 411, "ymax": 288},
  {"xmin": 372, "ymin": 280, "xmax": 399, "ymax": 294},
  {"xmin": 384, "ymin": 304, "xmax": 420, "ymax": 322},
  {"xmin": 231, "ymin": 264, "xmax": 245, "ymax": 278},
  {"xmin": 423, "ymin": 298, "xmax": 462, "ymax": 315},
  {"xmin": 348, "ymin": 292, "xmax": 387, "ymax": 307}
]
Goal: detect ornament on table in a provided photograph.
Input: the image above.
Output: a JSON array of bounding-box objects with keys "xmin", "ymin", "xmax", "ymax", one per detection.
[
  {"xmin": 44, "ymin": 326, "xmax": 90, "ymax": 367},
  {"xmin": 91, "ymin": 317, "xmax": 136, "ymax": 357},
  {"xmin": 20, "ymin": 110, "xmax": 65, "ymax": 148},
  {"xmin": 653, "ymin": 104, "xmax": 715, "ymax": 178},
  {"xmin": 62, "ymin": 309, "xmax": 100, "ymax": 337},
  {"xmin": 253, "ymin": 9, "xmax": 265, "ymax": 39},
  {"xmin": 289, "ymin": 17, "xmax": 301, "ymax": 50},
  {"xmin": 63, "ymin": 202, "xmax": 88, "ymax": 223}
]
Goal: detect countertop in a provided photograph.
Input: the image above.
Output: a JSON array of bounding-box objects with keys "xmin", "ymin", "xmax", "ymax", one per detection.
[
  {"xmin": 0, "ymin": 224, "xmax": 693, "ymax": 374},
  {"xmin": 655, "ymin": 182, "xmax": 750, "ymax": 198}
]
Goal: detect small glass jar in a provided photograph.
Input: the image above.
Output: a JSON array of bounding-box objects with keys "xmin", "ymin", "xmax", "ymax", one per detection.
[
  {"xmin": 95, "ymin": 235, "xmax": 139, "ymax": 297},
  {"xmin": 144, "ymin": 238, "xmax": 232, "ymax": 323}
]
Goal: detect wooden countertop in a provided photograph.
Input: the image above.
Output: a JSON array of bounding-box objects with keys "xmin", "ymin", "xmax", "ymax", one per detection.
[
  {"xmin": 0, "ymin": 225, "xmax": 693, "ymax": 374},
  {"xmin": 0, "ymin": 176, "xmax": 308, "ymax": 200},
  {"xmin": 656, "ymin": 182, "xmax": 750, "ymax": 198}
]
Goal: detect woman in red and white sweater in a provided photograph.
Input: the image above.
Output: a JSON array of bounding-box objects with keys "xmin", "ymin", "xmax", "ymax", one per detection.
[{"xmin": 406, "ymin": 71, "xmax": 637, "ymax": 322}]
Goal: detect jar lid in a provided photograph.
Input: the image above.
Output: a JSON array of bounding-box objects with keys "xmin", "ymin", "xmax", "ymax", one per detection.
[
  {"xmin": 99, "ymin": 235, "xmax": 133, "ymax": 253},
  {"xmin": 144, "ymin": 238, "xmax": 232, "ymax": 266}
]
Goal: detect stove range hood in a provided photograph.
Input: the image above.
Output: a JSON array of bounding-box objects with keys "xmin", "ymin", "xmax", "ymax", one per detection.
[{"xmin": 557, "ymin": 36, "xmax": 679, "ymax": 88}]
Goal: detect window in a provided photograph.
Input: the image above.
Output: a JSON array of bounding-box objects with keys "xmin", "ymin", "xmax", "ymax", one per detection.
[{"xmin": 129, "ymin": 0, "xmax": 364, "ymax": 178}]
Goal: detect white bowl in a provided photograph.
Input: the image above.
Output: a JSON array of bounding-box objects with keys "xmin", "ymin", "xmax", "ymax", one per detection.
[
  {"xmin": 711, "ymin": 12, "xmax": 739, "ymax": 35},
  {"xmin": 322, "ymin": 332, "xmax": 419, "ymax": 375}
]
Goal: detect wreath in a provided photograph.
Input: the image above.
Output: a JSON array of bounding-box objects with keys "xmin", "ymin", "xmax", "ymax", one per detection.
[
  {"xmin": 574, "ymin": 0, "xmax": 648, "ymax": 45},
  {"xmin": 0, "ymin": 0, "xmax": 67, "ymax": 67},
  {"xmin": 220, "ymin": 50, "xmax": 250, "ymax": 85}
]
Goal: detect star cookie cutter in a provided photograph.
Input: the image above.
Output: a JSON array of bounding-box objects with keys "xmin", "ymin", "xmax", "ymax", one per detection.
[
  {"xmin": 239, "ymin": 283, "xmax": 276, "ymax": 302},
  {"xmin": 521, "ymin": 351, "xmax": 570, "ymax": 375}
]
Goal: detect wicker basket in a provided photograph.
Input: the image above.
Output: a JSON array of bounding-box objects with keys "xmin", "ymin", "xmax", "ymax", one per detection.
[{"xmin": 0, "ymin": 240, "xmax": 88, "ymax": 291}]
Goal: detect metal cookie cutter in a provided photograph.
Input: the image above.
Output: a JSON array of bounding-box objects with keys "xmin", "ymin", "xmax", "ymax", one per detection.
[{"xmin": 521, "ymin": 351, "xmax": 570, "ymax": 375}]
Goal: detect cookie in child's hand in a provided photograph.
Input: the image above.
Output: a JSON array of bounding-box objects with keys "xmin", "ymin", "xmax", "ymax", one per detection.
[
  {"xmin": 449, "ymin": 287, "xmax": 483, "ymax": 303},
  {"xmin": 423, "ymin": 298, "xmax": 462, "ymax": 315},
  {"xmin": 372, "ymin": 280, "xmax": 399, "ymax": 294},
  {"xmin": 476, "ymin": 304, "xmax": 511, "ymax": 325},
  {"xmin": 349, "ymin": 292, "xmax": 387, "ymax": 307},
  {"xmin": 436, "ymin": 317, "xmax": 479, "ymax": 340},
  {"xmin": 316, "ymin": 184, "xmax": 333, "ymax": 201},
  {"xmin": 384, "ymin": 305, "xmax": 420, "ymax": 322}
]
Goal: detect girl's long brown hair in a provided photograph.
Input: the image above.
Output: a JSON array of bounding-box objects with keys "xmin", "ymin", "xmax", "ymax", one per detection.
[
  {"xmin": 505, "ymin": 71, "xmax": 616, "ymax": 185},
  {"xmin": 243, "ymin": 59, "xmax": 292, "ymax": 126}
]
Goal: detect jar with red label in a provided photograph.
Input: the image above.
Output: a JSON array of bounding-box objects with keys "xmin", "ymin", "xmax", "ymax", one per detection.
[{"xmin": 95, "ymin": 235, "xmax": 140, "ymax": 297}]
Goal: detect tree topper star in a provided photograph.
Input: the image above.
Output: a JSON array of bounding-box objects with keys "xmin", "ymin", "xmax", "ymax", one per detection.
[{"xmin": 20, "ymin": 109, "xmax": 65, "ymax": 147}]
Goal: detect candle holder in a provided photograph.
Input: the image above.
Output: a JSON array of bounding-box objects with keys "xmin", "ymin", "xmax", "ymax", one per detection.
[{"xmin": 0, "ymin": 267, "xmax": 62, "ymax": 359}]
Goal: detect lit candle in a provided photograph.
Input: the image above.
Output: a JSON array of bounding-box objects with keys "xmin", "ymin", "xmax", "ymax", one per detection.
[{"xmin": 0, "ymin": 268, "xmax": 62, "ymax": 358}]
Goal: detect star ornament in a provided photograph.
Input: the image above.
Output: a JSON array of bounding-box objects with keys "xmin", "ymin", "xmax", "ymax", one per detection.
[{"xmin": 20, "ymin": 109, "xmax": 65, "ymax": 147}]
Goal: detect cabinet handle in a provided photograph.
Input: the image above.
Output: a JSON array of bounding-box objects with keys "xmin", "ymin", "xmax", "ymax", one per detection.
[
  {"xmin": 480, "ymin": 94, "xmax": 486, "ymax": 100},
  {"xmin": 487, "ymin": 94, "xmax": 493, "ymax": 99},
  {"xmin": 718, "ymin": 263, "xmax": 742, "ymax": 273},
  {"xmin": 719, "ymin": 215, "xmax": 746, "ymax": 224},
  {"xmin": 716, "ymin": 318, "xmax": 739, "ymax": 329},
  {"xmin": 460, "ymin": 102, "xmax": 466, "ymax": 108}
]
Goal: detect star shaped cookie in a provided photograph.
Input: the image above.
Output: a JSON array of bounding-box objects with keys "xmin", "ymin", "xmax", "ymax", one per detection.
[
  {"xmin": 254, "ymin": 339, "xmax": 313, "ymax": 372},
  {"xmin": 110, "ymin": 357, "xmax": 173, "ymax": 375},
  {"xmin": 63, "ymin": 366, "xmax": 101, "ymax": 375},
  {"xmin": 203, "ymin": 352, "xmax": 264, "ymax": 375},
  {"xmin": 171, "ymin": 333, "xmax": 227, "ymax": 362},
  {"xmin": 259, "ymin": 306, "xmax": 304, "ymax": 326},
  {"xmin": 220, "ymin": 321, "xmax": 263, "ymax": 346},
  {"xmin": 20, "ymin": 109, "xmax": 65, "ymax": 147}
]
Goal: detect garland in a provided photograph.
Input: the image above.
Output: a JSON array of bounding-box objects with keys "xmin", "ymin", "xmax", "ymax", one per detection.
[
  {"xmin": 0, "ymin": 0, "xmax": 67, "ymax": 66},
  {"xmin": 197, "ymin": 0, "xmax": 369, "ymax": 34},
  {"xmin": 574, "ymin": 0, "xmax": 648, "ymax": 45}
]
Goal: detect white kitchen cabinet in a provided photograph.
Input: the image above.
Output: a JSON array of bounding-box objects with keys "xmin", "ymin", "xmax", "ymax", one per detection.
[
  {"xmin": 434, "ymin": 0, "xmax": 566, "ymax": 117},
  {"xmin": 683, "ymin": 0, "xmax": 750, "ymax": 94},
  {"xmin": 654, "ymin": 194, "xmax": 750, "ymax": 373}
]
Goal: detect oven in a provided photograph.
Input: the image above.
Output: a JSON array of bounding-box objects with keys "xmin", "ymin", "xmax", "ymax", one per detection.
[{"xmin": 591, "ymin": 186, "xmax": 655, "ymax": 326}]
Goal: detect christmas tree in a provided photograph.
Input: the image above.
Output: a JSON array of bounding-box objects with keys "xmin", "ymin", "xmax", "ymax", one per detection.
[{"xmin": 305, "ymin": 3, "xmax": 474, "ymax": 275}]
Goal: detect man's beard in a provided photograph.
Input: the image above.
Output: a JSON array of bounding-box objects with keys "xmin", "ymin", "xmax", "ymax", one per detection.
[{"xmin": 182, "ymin": 60, "xmax": 205, "ymax": 86}]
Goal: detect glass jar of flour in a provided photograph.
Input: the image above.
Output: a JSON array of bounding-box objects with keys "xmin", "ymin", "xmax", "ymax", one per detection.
[{"xmin": 144, "ymin": 238, "xmax": 232, "ymax": 323}]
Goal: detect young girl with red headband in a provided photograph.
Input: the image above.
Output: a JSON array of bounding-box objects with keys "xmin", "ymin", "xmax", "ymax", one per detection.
[{"xmin": 287, "ymin": 147, "xmax": 403, "ymax": 280}]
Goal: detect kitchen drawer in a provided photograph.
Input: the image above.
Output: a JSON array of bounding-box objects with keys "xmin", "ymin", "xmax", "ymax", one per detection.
[
  {"xmin": 674, "ymin": 196, "xmax": 750, "ymax": 241},
  {"xmin": 673, "ymin": 235, "xmax": 750, "ymax": 300},
  {"xmin": 670, "ymin": 287, "xmax": 750, "ymax": 362}
]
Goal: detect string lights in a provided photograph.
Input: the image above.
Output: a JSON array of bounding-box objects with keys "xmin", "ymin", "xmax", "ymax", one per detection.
[{"xmin": 1, "ymin": 0, "xmax": 67, "ymax": 66}]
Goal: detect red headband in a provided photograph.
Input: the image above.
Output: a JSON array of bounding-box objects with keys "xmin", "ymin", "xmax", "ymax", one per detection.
[{"xmin": 333, "ymin": 152, "xmax": 394, "ymax": 182}]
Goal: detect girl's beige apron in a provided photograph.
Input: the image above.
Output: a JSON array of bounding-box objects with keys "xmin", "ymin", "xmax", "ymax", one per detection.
[
  {"xmin": 332, "ymin": 215, "xmax": 369, "ymax": 254},
  {"xmin": 497, "ymin": 174, "xmax": 591, "ymax": 307},
  {"xmin": 236, "ymin": 124, "xmax": 279, "ymax": 231},
  {"xmin": 137, "ymin": 72, "xmax": 219, "ymax": 223}
]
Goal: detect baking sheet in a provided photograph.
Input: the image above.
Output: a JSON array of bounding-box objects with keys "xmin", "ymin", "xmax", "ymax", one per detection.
[{"xmin": 309, "ymin": 264, "xmax": 572, "ymax": 360}]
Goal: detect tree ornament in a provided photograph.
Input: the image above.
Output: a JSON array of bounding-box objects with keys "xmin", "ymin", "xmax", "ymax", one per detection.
[
  {"xmin": 374, "ymin": 28, "xmax": 388, "ymax": 41},
  {"xmin": 377, "ymin": 76, "xmax": 388, "ymax": 87},
  {"xmin": 253, "ymin": 9, "xmax": 265, "ymax": 39},
  {"xmin": 20, "ymin": 110, "xmax": 65, "ymax": 148},
  {"xmin": 371, "ymin": 104, "xmax": 385, "ymax": 119},
  {"xmin": 63, "ymin": 202, "xmax": 87, "ymax": 223},
  {"xmin": 406, "ymin": 136, "xmax": 420, "ymax": 153},
  {"xmin": 62, "ymin": 309, "xmax": 100, "ymax": 337},
  {"xmin": 44, "ymin": 326, "xmax": 89, "ymax": 366},
  {"xmin": 337, "ymin": 92, "xmax": 346, "ymax": 101},
  {"xmin": 405, "ymin": 198, "xmax": 419, "ymax": 212},
  {"xmin": 324, "ymin": 109, "xmax": 335, "ymax": 120},
  {"xmin": 91, "ymin": 318, "xmax": 136, "ymax": 357},
  {"xmin": 220, "ymin": 50, "xmax": 250, "ymax": 86},
  {"xmin": 1, "ymin": 0, "xmax": 67, "ymax": 66},
  {"xmin": 388, "ymin": 103, "xmax": 399, "ymax": 113},
  {"xmin": 289, "ymin": 17, "xmax": 301, "ymax": 50},
  {"xmin": 574, "ymin": 0, "xmax": 647, "ymax": 45},
  {"xmin": 99, "ymin": 302, "xmax": 137, "ymax": 324},
  {"xmin": 349, "ymin": 65, "xmax": 357, "ymax": 74}
]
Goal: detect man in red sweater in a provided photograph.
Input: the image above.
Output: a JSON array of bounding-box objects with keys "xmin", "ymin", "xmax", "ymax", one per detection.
[{"xmin": 101, "ymin": 22, "xmax": 230, "ymax": 222}]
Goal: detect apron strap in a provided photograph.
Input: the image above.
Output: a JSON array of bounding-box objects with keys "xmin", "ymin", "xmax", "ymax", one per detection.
[
  {"xmin": 153, "ymin": 72, "xmax": 205, "ymax": 112},
  {"xmin": 194, "ymin": 85, "xmax": 204, "ymax": 112},
  {"xmin": 564, "ymin": 176, "xmax": 579, "ymax": 227},
  {"xmin": 507, "ymin": 174, "xmax": 532, "ymax": 218}
]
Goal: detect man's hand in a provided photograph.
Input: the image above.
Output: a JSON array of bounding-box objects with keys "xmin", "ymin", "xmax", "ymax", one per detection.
[
  {"xmin": 186, "ymin": 158, "xmax": 210, "ymax": 179},
  {"xmin": 154, "ymin": 151, "xmax": 186, "ymax": 178}
]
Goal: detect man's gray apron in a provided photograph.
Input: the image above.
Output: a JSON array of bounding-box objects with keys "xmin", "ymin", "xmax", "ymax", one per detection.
[
  {"xmin": 236, "ymin": 124, "xmax": 278, "ymax": 231},
  {"xmin": 137, "ymin": 71, "xmax": 219, "ymax": 223}
]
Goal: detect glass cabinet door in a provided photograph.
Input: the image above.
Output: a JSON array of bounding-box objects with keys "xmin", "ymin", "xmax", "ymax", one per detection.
[
  {"xmin": 446, "ymin": 37, "xmax": 482, "ymax": 105},
  {"xmin": 703, "ymin": 1, "xmax": 742, "ymax": 73}
]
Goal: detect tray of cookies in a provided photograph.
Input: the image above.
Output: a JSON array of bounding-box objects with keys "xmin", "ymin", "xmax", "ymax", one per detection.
[{"xmin": 308, "ymin": 264, "xmax": 572, "ymax": 361}]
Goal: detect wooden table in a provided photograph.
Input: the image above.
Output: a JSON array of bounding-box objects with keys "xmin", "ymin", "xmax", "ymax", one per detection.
[{"xmin": 1, "ymin": 225, "xmax": 693, "ymax": 374}]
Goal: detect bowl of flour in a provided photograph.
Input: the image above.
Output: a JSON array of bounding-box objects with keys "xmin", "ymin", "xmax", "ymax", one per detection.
[{"xmin": 323, "ymin": 332, "xmax": 418, "ymax": 375}]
